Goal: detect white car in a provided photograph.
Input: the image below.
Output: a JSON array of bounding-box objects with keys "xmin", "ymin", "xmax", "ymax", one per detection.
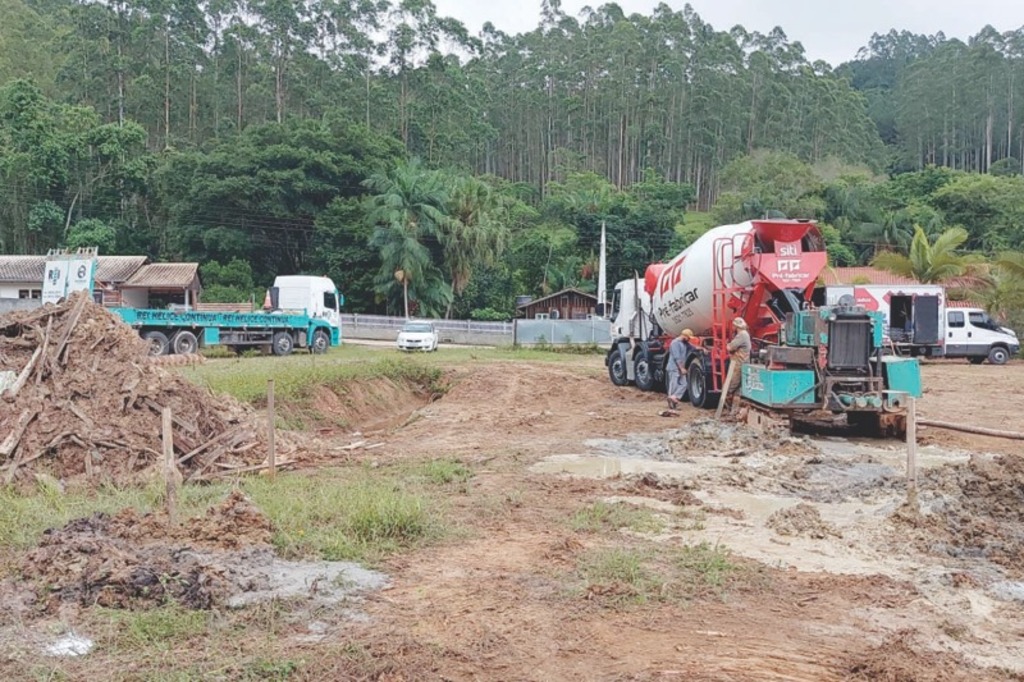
[{"xmin": 396, "ymin": 320, "xmax": 439, "ymax": 352}]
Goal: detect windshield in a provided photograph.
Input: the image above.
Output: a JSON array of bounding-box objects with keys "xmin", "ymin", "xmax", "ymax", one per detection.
[{"xmin": 403, "ymin": 323, "xmax": 433, "ymax": 333}]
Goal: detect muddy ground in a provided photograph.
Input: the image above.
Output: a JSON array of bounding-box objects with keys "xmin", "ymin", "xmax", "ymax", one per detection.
[{"xmin": 5, "ymin": 356, "xmax": 1024, "ymax": 681}]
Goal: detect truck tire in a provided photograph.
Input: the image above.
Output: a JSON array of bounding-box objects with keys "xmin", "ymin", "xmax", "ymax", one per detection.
[
  {"xmin": 310, "ymin": 329, "xmax": 330, "ymax": 354},
  {"xmin": 687, "ymin": 361, "xmax": 716, "ymax": 409},
  {"xmin": 988, "ymin": 346, "xmax": 1010, "ymax": 365},
  {"xmin": 272, "ymin": 332, "xmax": 295, "ymax": 356},
  {"xmin": 142, "ymin": 331, "xmax": 170, "ymax": 357},
  {"xmin": 172, "ymin": 330, "xmax": 199, "ymax": 355},
  {"xmin": 635, "ymin": 353, "xmax": 656, "ymax": 392},
  {"xmin": 607, "ymin": 349, "xmax": 629, "ymax": 386}
]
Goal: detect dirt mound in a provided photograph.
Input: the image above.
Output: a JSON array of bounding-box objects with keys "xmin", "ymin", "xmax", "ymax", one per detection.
[
  {"xmin": 767, "ymin": 503, "xmax": 842, "ymax": 539},
  {"xmin": 19, "ymin": 492, "xmax": 273, "ymax": 610},
  {"xmin": 900, "ymin": 455, "xmax": 1024, "ymax": 574},
  {"xmin": 846, "ymin": 630, "xmax": 979, "ymax": 681},
  {"xmin": 0, "ymin": 295, "xmax": 266, "ymax": 484}
]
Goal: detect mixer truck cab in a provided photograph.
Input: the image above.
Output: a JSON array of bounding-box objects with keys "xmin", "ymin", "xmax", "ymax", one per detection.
[{"xmin": 945, "ymin": 307, "xmax": 1019, "ymax": 365}]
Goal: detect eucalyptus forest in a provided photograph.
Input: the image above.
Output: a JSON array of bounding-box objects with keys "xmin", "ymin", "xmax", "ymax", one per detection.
[{"xmin": 1, "ymin": 0, "xmax": 1023, "ymax": 322}]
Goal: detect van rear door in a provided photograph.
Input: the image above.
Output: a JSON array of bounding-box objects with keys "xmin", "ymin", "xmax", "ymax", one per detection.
[{"xmin": 912, "ymin": 295, "xmax": 940, "ymax": 344}]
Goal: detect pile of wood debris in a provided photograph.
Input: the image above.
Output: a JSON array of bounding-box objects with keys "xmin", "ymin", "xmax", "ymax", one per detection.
[{"xmin": 0, "ymin": 294, "xmax": 273, "ymax": 484}]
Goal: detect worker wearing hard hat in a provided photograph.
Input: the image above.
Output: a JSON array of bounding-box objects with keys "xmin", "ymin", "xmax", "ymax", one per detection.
[
  {"xmin": 666, "ymin": 328, "xmax": 696, "ymax": 409},
  {"xmin": 725, "ymin": 318, "xmax": 751, "ymax": 410}
]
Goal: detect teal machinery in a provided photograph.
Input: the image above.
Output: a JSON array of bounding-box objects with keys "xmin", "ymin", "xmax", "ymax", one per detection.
[{"xmin": 740, "ymin": 298, "xmax": 922, "ymax": 434}]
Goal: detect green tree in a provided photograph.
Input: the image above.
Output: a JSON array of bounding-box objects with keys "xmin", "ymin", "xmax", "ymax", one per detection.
[
  {"xmin": 365, "ymin": 158, "xmax": 452, "ymax": 317},
  {"xmin": 871, "ymin": 226, "xmax": 986, "ymax": 284},
  {"xmin": 66, "ymin": 218, "xmax": 116, "ymax": 253}
]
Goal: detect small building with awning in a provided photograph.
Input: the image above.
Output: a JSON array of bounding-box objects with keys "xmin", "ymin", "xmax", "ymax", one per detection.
[{"xmin": 119, "ymin": 262, "xmax": 202, "ymax": 310}]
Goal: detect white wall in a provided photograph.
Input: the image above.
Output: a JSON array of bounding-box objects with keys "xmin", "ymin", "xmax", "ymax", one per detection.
[{"xmin": 0, "ymin": 282, "xmax": 42, "ymax": 299}]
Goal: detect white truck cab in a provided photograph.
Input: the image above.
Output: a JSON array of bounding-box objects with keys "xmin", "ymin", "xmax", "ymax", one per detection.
[
  {"xmin": 271, "ymin": 275, "xmax": 343, "ymax": 330},
  {"xmin": 945, "ymin": 307, "xmax": 1019, "ymax": 365}
]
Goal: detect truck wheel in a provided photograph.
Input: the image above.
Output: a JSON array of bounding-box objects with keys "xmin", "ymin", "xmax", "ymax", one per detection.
[
  {"xmin": 687, "ymin": 362, "xmax": 715, "ymax": 409},
  {"xmin": 142, "ymin": 331, "xmax": 170, "ymax": 356},
  {"xmin": 272, "ymin": 332, "xmax": 294, "ymax": 356},
  {"xmin": 988, "ymin": 346, "xmax": 1010, "ymax": 365},
  {"xmin": 310, "ymin": 329, "xmax": 330, "ymax": 354},
  {"xmin": 172, "ymin": 330, "xmax": 198, "ymax": 355},
  {"xmin": 607, "ymin": 350, "xmax": 629, "ymax": 386},
  {"xmin": 635, "ymin": 353, "xmax": 656, "ymax": 392}
]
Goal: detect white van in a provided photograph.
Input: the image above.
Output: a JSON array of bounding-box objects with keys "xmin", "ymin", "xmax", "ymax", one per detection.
[{"xmin": 944, "ymin": 307, "xmax": 1019, "ymax": 365}]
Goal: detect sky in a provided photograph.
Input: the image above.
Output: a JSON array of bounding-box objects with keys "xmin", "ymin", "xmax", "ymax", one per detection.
[{"xmin": 432, "ymin": 0, "xmax": 1024, "ymax": 66}]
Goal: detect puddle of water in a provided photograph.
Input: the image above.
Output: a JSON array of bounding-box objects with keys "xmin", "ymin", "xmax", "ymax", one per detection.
[{"xmin": 530, "ymin": 454, "xmax": 695, "ymax": 479}]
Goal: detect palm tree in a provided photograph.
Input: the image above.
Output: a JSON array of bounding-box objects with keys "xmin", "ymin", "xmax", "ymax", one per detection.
[
  {"xmin": 438, "ymin": 176, "xmax": 509, "ymax": 315},
  {"xmin": 995, "ymin": 251, "xmax": 1024, "ymax": 279},
  {"xmin": 871, "ymin": 226, "xmax": 987, "ymax": 285},
  {"xmin": 365, "ymin": 159, "xmax": 452, "ymax": 318}
]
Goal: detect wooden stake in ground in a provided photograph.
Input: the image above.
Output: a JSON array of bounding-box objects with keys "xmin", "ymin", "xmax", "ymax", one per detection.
[
  {"xmin": 906, "ymin": 397, "xmax": 918, "ymax": 509},
  {"xmin": 715, "ymin": 361, "xmax": 738, "ymax": 421},
  {"xmin": 162, "ymin": 407, "xmax": 179, "ymax": 524},
  {"xmin": 267, "ymin": 379, "xmax": 276, "ymax": 479}
]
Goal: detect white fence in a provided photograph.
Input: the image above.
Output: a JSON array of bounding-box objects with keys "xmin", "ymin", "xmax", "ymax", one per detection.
[
  {"xmin": 341, "ymin": 314, "xmax": 513, "ymax": 345},
  {"xmin": 514, "ymin": 319, "xmax": 612, "ymax": 346},
  {"xmin": 340, "ymin": 313, "xmax": 612, "ymax": 347}
]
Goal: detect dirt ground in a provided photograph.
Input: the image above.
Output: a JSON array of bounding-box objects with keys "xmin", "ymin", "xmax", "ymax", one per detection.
[
  {"xmin": 318, "ymin": 359, "xmax": 1024, "ymax": 681},
  {"xmin": 6, "ymin": 356, "xmax": 1024, "ymax": 681}
]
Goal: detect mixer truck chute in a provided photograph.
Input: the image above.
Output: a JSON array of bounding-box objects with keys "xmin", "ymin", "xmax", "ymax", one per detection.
[{"xmin": 605, "ymin": 219, "xmax": 922, "ymax": 435}]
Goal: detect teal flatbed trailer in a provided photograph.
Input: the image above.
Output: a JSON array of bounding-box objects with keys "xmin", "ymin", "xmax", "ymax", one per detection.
[{"xmin": 111, "ymin": 307, "xmax": 339, "ymax": 356}]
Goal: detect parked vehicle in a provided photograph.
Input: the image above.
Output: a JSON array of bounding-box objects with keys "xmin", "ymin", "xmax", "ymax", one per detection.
[
  {"xmin": 605, "ymin": 219, "xmax": 920, "ymax": 435},
  {"xmin": 823, "ymin": 284, "xmax": 943, "ymax": 357},
  {"xmin": 112, "ymin": 275, "xmax": 343, "ymax": 356},
  {"xmin": 945, "ymin": 307, "xmax": 1019, "ymax": 365},
  {"xmin": 396, "ymin": 320, "xmax": 438, "ymax": 352}
]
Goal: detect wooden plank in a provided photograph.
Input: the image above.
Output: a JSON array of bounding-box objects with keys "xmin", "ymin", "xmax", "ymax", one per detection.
[
  {"xmin": 162, "ymin": 407, "xmax": 178, "ymax": 525},
  {"xmin": 3, "ymin": 347, "xmax": 43, "ymax": 401}
]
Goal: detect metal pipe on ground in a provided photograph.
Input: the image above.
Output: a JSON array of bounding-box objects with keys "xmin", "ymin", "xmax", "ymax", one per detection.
[{"xmin": 917, "ymin": 419, "xmax": 1024, "ymax": 441}]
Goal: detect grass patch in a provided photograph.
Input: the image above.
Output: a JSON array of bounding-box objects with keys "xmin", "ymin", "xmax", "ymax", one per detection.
[
  {"xmin": 411, "ymin": 459, "xmax": 473, "ymax": 486},
  {"xmin": 0, "ymin": 479, "xmax": 230, "ymax": 554},
  {"xmin": 576, "ymin": 547, "xmax": 664, "ymax": 605},
  {"xmin": 673, "ymin": 542, "xmax": 736, "ymax": 596},
  {"xmin": 570, "ymin": 542, "xmax": 739, "ymax": 607},
  {"xmin": 571, "ymin": 501, "xmax": 664, "ymax": 534},
  {"xmin": 242, "ymin": 472, "xmax": 437, "ymax": 563},
  {"xmin": 0, "ymin": 468, "xmax": 451, "ymax": 577},
  {"xmin": 99, "ymin": 604, "xmax": 210, "ymax": 649},
  {"xmin": 183, "ymin": 349, "xmax": 446, "ymax": 408}
]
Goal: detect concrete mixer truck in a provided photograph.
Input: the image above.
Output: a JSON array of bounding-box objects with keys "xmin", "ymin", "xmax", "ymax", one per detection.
[{"xmin": 604, "ymin": 219, "xmax": 922, "ymax": 434}]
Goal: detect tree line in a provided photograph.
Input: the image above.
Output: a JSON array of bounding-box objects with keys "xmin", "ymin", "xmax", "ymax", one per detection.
[{"xmin": 0, "ymin": 0, "xmax": 1022, "ymax": 326}]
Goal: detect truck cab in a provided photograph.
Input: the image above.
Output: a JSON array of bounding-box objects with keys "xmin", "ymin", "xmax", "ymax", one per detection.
[
  {"xmin": 271, "ymin": 275, "xmax": 342, "ymax": 330},
  {"xmin": 944, "ymin": 308, "xmax": 1019, "ymax": 365}
]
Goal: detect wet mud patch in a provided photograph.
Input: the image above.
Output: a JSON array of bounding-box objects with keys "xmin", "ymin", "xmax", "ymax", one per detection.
[
  {"xmin": 16, "ymin": 491, "xmax": 386, "ymax": 612},
  {"xmin": 897, "ymin": 454, "xmax": 1024, "ymax": 576},
  {"xmin": 767, "ymin": 503, "xmax": 842, "ymax": 539}
]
